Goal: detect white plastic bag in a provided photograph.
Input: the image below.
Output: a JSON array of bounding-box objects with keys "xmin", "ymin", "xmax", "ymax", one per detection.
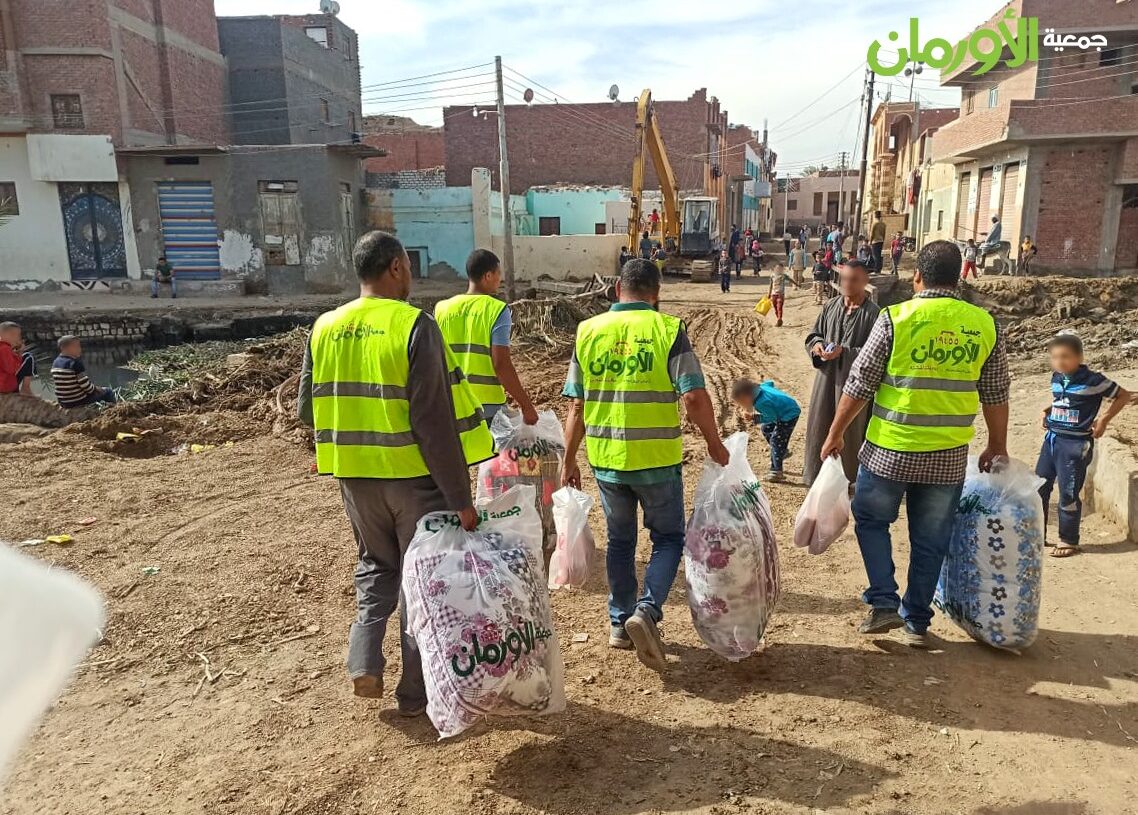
[
  {"xmin": 477, "ymin": 408, "xmax": 566, "ymax": 559},
  {"xmin": 403, "ymin": 485, "xmax": 566, "ymax": 739},
  {"xmin": 793, "ymin": 457, "xmax": 851, "ymax": 555},
  {"xmin": 548, "ymin": 487, "xmax": 595, "ymax": 590},
  {"xmin": 684, "ymin": 432, "xmax": 781, "ymax": 661},
  {"xmin": 1, "ymin": 544, "xmax": 105, "ymax": 785},
  {"xmin": 934, "ymin": 457, "xmax": 1045, "ymax": 652}
]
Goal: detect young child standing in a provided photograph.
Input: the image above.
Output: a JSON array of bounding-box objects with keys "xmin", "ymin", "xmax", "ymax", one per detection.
[
  {"xmin": 767, "ymin": 264, "xmax": 800, "ymax": 327},
  {"xmin": 732, "ymin": 377, "xmax": 801, "ymax": 482},
  {"xmin": 889, "ymin": 231, "xmax": 904, "ymax": 275},
  {"xmin": 718, "ymin": 248, "xmax": 732, "ymax": 293},
  {"xmin": 962, "ymin": 239, "xmax": 979, "ymax": 280},
  {"xmin": 1019, "ymin": 235, "xmax": 1037, "ymax": 275},
  {"xmin": 1037, "ymin": 332, "xmax": 1133, "ymax": 557},
  {"xmin": 811, "ymin": 251, "xmax": 832, "ymax": 304}
]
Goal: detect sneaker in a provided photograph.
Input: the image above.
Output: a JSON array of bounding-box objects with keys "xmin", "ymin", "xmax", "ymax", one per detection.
[
  {"xmin": 609, "ymin": 624, "xmax": 633, "ymax": 650},
  {"xmin": 624, "ymin": 608, "xmax": 666, "ymax": 671},
  {"xmin": 351, "ymin": 674, "xmax": 384, "ymax": 699},
  {"xmin": 857, "ymin": 607, "xmax": 904, "ymax": 634},
  {"xmin": 767, "ymin": 470, "xmax": 787, "ymax": 483},
  {"xmin": 900, "ymin": 625, "xmax": 929, "ymax": 649}
]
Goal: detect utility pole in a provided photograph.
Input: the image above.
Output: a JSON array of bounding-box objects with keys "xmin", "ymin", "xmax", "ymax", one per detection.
[
  {"xmin": 853, "ymin": 68, "xmax": 875, "ymax": 246},
  {"xmin": 782, "ymin": 176, "xmax": 790, "ymax": 235},
  {"xmin": 837, "ymin": 151, "xmax": 848, "ymax": 226},
  {"xmin": 494, "ymin": 56, "xmax": 516, "ymax": 301}
]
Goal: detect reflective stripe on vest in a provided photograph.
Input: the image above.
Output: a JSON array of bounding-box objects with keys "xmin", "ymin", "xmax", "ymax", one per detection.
[
  {"xmin": 310, "ymin": 297, "xmax": 495, "ymax": 478},
  {"xmin": 576, "ymin": 308, "xmax": 683, "ymax": 471},
  {"xmin": 434, "ymin": 293, "xmax": 507, "ymax": 408},
  {"xmin": 865, "ymin": 296, "xmax": 997, "ymax": 453}
]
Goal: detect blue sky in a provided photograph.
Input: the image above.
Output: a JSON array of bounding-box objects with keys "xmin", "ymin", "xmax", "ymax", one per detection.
[{"xmin": 213, "ymin": 0, "xmax": 1004, "ymax": 173}]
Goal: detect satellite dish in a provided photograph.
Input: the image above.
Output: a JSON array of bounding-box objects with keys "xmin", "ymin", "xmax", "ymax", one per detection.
[
  {"xmin": 608, "ymin": 84, "xmax": 620, "ymax": 102},
  {"xmin": 523, "ymin": 88, "xmax": 534, "ymax": 104},
  {"xmin": 319, "ymin": 0, "xmax": 339, "ymax": 14}
]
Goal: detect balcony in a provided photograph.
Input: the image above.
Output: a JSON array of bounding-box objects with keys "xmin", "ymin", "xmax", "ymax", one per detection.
[{"xmin": 931, "ymin": 95, "xmax": 1138, "ymax": 162}]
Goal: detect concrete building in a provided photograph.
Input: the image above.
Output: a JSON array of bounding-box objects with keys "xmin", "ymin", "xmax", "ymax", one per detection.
[
  {"xmin": 862, "ymin": 102, "xmax": 959, "ymax": 237},
  {"xmin": 930, "ymin": 0, "xmax": 1138, "ymax": 273},
  {"xmin": 772, "ymin": 170, "xmax": 861, "ymax": 234},
  {"xmin": 442, "ymin": 89, "xmax": 729, "ymax": 238},
  {"xmin": 725, "ymin": 123, "xmax": 776, "ymax": 237},
  {"xmin": 367, "ymin": 170, "xmax": 624, "ymax": 281},
  {"xmin": 0, "ymin": 0, "xmax": 227, "ymax": 287},
  {"xmin": 120, "ymin": 143, "xmax": 375, "ymax": 294},
  {"xmin": 217, "ymin": 13, "xmax": 362, "ymax": 146}
]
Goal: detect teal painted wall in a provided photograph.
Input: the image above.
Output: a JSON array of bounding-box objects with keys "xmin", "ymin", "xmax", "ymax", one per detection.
[{"xmin": 525, "ymin": 188, "xmax": 625, "ymax": 235}]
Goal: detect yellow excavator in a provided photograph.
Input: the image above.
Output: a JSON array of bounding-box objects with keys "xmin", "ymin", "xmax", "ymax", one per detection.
[{"xmin": 627, "ymin": 88, "xmax": 721, "ymax": 275}]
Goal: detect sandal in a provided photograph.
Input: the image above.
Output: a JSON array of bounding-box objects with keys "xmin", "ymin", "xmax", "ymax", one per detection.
[{"xmin": 1050, "ymin": 544, "xmax": 1080, "ymax": 558}]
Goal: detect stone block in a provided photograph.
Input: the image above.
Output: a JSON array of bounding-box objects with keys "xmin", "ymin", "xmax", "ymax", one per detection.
[{"xmin": 1086, "ymin": 436, "xmax": 1138, "ymax": 543}]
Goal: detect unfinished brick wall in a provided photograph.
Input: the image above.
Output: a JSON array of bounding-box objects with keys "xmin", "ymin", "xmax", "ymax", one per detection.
[
  {"xmin": 1034, "ymin": 144, "xmax": 1115, "ymax": 269},
  {"xmin": 444, "ymin": 89, "xmax": 720, "ymax": 194},
  {"xmin": 364, "ymin": 130, "xmax": 445, "ymax": 173},
  {"xmin": 1116, "ymin": 205, "xmax": 1138, "ymax": 270}
]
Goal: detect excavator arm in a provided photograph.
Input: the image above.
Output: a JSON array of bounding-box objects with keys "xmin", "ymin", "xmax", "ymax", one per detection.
[{"xmin": 628, "ymin": 89, "xmax": 681, "ymax": 254}]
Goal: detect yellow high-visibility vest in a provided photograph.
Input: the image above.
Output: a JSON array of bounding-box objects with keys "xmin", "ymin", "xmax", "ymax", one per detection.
[
  {"xmin": 866, "ymin": 296, "xmax": 997, "ymax": 452},
  {"xmin": 310, "ymin": 297, "xmax": 494, "ymax": 478},
  {"xmin": 575, "ymin": 307, "xmax": 683, "ymax": 471},
  {"xmin": 434, "ymin": 293, "xmax": 508, "ymax": 408}
]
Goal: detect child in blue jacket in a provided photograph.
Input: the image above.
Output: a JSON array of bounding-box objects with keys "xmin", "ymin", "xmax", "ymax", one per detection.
[{"xmin": 732, "ymin": 377, "xmax": 801, "ymax": 482}]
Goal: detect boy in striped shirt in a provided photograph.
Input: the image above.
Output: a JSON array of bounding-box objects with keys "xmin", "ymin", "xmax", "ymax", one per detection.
[{"xmin": 51, "ymin": 336, "xmax": 116, "ymax": 409}]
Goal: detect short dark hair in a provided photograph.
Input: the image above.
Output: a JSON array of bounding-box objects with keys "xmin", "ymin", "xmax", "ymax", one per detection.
[
  {"xmin": 875, "ymin": 210, "xmax": 883, "ymax": 218},
  {"xmin": 916, "ymin": 240, "xmax": 962, "ymax": 288},
  {"xmin": 58, "ymin": 334, "xmax": 80, "ymax": 351},
  {"xmin": 352, "ymin": 231, "xmax": 404, "ymax": 281},
  {"xmin": 842, "ymin": 259, "xmax": 870, "ymax": 274},
  {"xmin": 731, "ymin": 378, "xmax": 757, "ymax": 400},
  {"xmin": 619, "ymin": 258, "xmax": 661, "ymax": 296},
  {"xmin": 466, "ymin": 248, "xmax": 500, "ymax": 282},
  {"xmin": 836, "ymin": 221, "xmax": 844, "ymax": 228},
  {"xmin": 1048, "ymin": 332, "xmax": 1083, "ymax": 356}
]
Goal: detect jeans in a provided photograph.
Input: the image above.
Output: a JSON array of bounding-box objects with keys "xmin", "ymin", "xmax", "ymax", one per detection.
[
  {"xmin": 1036, "ymin": 432, "xmax": 1093, "ymax": 546},
  {"xmin": 871, "ymin": 241, "xmax": 884, "ymax": 272},
  {"xmin": 720, "ymin": 271, "xmax": 731, "ymax": 292},
  {"xmin": 597, "ymin": 476, "xmax": 686, "ymax": 626},
  {"xmin": 63, "ymin": 387, "xmax": 116, "ymax": 408},
  {"xmin": 891, "ymin": 253, "xmax": 901, "ymax": 274},
  {"xmin": 851, "ymin": 466, "xmax": 963, "ymax": 632},
  {"xmin": 734, "ymin": 260, "xmax": 743, "ymax": 278},
  {"xmin": 152, "ymin": 277, "xmax": 177, "ymax": 297},
  {"xmin": 759, "ymin": 417, "xmax": 797, "ymax": 472}
]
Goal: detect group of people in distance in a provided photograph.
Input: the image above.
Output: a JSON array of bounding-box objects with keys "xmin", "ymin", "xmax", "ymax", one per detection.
[{"xmin": 0, "ymin": 322, "xmax": 115, "ymax": 409}]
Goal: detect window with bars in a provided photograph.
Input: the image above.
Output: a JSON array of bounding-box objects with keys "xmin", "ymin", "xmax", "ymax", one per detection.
[
  {"xmin": 51, "ymin": 94, "xmax": 84, "ymax": 129},
  {"xmin": 0, "ymin": 182, "xmax": 18, "ymax": 216}
]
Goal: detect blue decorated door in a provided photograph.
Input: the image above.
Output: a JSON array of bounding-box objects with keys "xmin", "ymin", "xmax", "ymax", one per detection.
[{"xmin": 58, "ymin": 183, "xmax": 127, "ymax": 279}]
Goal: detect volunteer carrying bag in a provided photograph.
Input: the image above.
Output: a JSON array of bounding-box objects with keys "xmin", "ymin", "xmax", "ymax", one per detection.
[
  {"xmin": 684, "ymin": 432, "xmax": 781, "ymax": 661},
  {"xmin": 403, "ymin": 485, "xmax": 566, "ymax": 739},
  {"xmin": 934, "ymin": 457, "xmax": 1045, "ymax": 652},
  {"xmin": 548, "ymin": 486, "xmax": 595, "ymax": 590}
]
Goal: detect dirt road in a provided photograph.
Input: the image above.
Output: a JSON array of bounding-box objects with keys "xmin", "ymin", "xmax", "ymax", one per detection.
[{"xmin": 3, "ymin": 277, "xmax": 1137, "ymax": 815}]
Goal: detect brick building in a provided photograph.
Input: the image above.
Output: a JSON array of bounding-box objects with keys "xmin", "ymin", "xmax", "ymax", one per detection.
[
  {"xmin": 861, "ymin": 102, "xmax": 959, "ymax": 236},
  {"xmin": 361, "ymin": 114, "xmax": 444, "ymax": 176},
  {"xmin": 931, "ymin": 0, "xmax": 1138, "ymax": 272},
  {"xmin": 0, "ymin": 0, "xmax": 227, "ymax": 285},
  {"xmin": 217, "ymin": 13, "xmax": 361, "ymax": 146},
  {"xmin": 725, "ymin": 123, "xmax": 776, "ymax": 237},
  {"xmin": 442, "ymin": 88, "xmax": 729, "ymax": 237}
]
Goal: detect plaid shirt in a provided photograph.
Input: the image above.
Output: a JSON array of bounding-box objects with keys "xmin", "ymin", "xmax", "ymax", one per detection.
[{"xmin": 844, "ymin": 289, "xmax": 1010, "ymax": 485}]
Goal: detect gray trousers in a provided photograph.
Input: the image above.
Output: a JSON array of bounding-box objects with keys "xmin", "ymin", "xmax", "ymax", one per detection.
[{"xmin": 340, "ymin": 476, "xmax": 448, "ymax": 707}]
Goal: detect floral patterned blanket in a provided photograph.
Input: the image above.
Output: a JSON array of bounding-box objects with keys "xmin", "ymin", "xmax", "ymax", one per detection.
[
  {"xmin": 403, "ymin": 485, "xmax": 566, "ymax": 739},
  {"xmin": 934, "ymin": 459, "xmax": 1045, "ymax": 652}
]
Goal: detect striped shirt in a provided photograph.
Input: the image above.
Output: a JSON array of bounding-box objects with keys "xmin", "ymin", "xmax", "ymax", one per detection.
[
  {"xmin": 843, "ymin": 289, "xmax": 1011, "ymax": 485},
  {"xmin": 1046, "ymin": 366, "xmax": 1118, "ymax": 438},
  {"xmin": 50, "ymin": 354, "xmax": 98, "ymax": 407}
]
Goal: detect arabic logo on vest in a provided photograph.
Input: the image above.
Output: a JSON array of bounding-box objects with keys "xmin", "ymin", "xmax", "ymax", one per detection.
[
  {"xmin": 330, "ymin": 322, "xmax": 385, "ymax": 341},
  {"xmin": 910, "ymin": 330, "xmax": 980, "ymax": 367},
  {"xmin": 589, "ymin": 340, "xmax": 656, "ymax": 377},
  {"xmin": 868, "ymin": 10, "xmax": 1040, "ymax": 77}
]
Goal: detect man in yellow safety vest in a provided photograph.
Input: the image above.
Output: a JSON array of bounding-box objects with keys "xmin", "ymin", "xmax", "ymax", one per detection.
[
  {"xmin": 821, "ymin": 240, "xmax": 1010, "ymax": 648},
  {"xmin": 562, "ymin": 258, "xmax": 729, "ymax": 671},
  {"xmin": 434, "ymin": 249, "xmax": 538, "ymax": 426},
  {"xmin": 297, "ymin": 230, "xmax": 493, "ymax": 717}
]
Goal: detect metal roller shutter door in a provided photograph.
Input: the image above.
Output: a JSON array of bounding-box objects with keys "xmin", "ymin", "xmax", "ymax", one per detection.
[{"xmin": 158, "ymin": 182, "xmax": 221, "ymax": 280}]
